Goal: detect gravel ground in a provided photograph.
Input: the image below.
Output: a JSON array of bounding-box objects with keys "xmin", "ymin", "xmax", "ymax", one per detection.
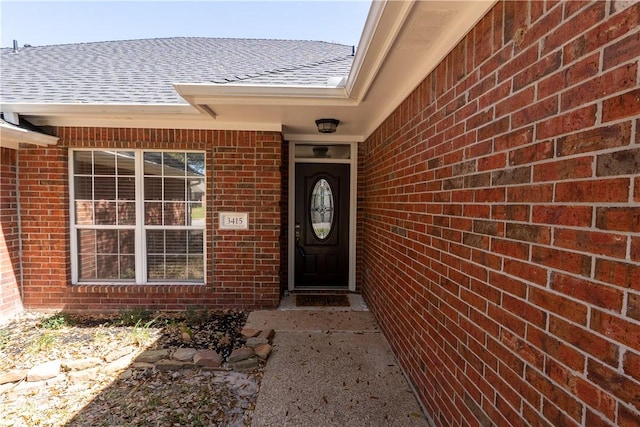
[{"xmin": 0, "ymin": 310, "xmax": 262, "ymax": 427}]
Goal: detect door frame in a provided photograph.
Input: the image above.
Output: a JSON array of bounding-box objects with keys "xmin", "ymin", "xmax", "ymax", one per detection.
[{"xmin": 288, "ymin": 141, "xmax": 358, "ymax": 292}]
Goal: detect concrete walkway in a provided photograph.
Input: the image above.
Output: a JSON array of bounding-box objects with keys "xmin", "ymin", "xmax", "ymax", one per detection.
[{"xmin": 246, "ymin": 296, "xmax": 429, "ymax": 426}]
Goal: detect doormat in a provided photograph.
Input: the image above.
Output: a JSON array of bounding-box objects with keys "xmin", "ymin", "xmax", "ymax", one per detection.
[{"xmin": 295, "ymin": 294, "xmax": 350, "ymax": 307}]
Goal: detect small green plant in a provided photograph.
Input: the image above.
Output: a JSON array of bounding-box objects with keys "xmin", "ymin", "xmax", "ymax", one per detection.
[
  {"xmin": 0, "ymin": 328, "xmax": 9, "ymax": 351},
  {"xmin": 39, "ymin": 313, "xmax": 71, "ymax": 330},
  {"xmin": 128, "ymin": 317, "xmax": 157, "ymax": 347},
  {"xmin": 118, "ymin": 307, "xmax": 152, "ymax": 326},
  {"xmin": 29, "ymin": 333, "xmax": 56, "ymax": 353}
]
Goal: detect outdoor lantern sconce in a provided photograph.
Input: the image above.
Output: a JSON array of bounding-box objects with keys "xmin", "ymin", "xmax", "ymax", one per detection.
[{"xmin": 315, "ymin": 118, "xmax": 339, "ymax": 133}]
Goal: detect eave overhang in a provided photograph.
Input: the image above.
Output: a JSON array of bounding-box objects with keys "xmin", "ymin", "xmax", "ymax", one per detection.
[
  {"xmin": 0, "ymin": 119, "xmax": 59, "ymax": 149},
  {"xmin": 4, "ymin": 0, "xmax": 496, "ymax": 142}
]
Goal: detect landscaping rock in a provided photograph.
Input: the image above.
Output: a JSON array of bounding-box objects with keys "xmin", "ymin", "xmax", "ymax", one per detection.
[
  {"xmin": 241, "ymin": 327, "xmax": 261, "ymax": 338},
  {"xmin": 135, "ymin": 349, "xmax": 169, "ymax": 363},
  {"xmin": 0, "ymin": 369, "xmax": 28, "ymax": 385},
  {"xmin": 156, "ymin": 359, "xmax": 191, "ymax": 371},
  {"xmin": 68, "ymin": 366, "xmax": 100, "ymax": 382},
  {"xmin": 119, "ymin": 369, "xmax": 133, "ymax": 380},
  {"xmin": 27, "ymin": 360, "xmax": 61, "ymax": 382},
  {"xmin": 229, "ymin": 347, "xmax": 255, "ymax": 363},
  {"xmin": 194, "ymin": 349, "xmax": 222, "ymax": 367},
  {"xmin": 131, "ymin": 362, "xmax": 155, "ymax": 370},
  {"xmin": 172, "ymin": 347, "xmax": 197, "ymax": 362},
  {"xmin": 103, "ymin": 353, "xmax": 134, "ymax": 373},
  {"xmin": 254, "ymin": 343, "xmax": 272, "ymax": 360},
  {"xmin": 62, "ymin": 357, "xmax": 102, "ymax": 371},
  {"xmin": 246, "ymin": 337, "xmax": 269, "ymax": 348},
  {"xmin": 103, "ymin": 345, "xmax": 134, "ymax": 363}
]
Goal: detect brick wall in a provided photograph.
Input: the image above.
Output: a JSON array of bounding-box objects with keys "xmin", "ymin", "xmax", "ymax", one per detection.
[
  {"xmin": 17, "ymin": 128, "xmax": 282, "ymax": 312},
  {"xmin": 359, "ymin": 1, "xmax": 640, "ymax": 426},
  {"xmin": 0, "ymin": 147, "xmax": 23, "ymax": 319}
]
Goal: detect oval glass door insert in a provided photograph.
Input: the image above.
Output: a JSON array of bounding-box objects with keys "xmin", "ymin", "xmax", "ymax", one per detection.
[{"xmin": 310, "ymin": 178, "xmax": 334, "ymax": 240}]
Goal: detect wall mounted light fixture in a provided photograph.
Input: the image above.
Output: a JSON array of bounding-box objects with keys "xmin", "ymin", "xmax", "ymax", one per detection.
[{"xmin": 315, "ymin": 118, "xmax": 339, "ymax": 133}]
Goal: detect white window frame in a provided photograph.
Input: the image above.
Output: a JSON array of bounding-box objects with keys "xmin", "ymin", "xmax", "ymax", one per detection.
[{"xmin": 69, "ymin": 149, "xmax": 206, "ymax": 285}]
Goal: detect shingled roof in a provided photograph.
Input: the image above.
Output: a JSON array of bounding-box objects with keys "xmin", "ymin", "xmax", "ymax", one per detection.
[{"xmin": 0, "ymin": 37, "xmax": 354, "ymax": 104}]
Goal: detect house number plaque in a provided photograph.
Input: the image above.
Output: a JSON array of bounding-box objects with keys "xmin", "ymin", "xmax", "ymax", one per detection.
[{"xmin": 219, "ymin": 212, "xmax": 249, "ymax": 230}]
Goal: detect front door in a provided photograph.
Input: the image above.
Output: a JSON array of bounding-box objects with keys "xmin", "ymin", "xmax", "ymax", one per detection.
[{"xmin": 294, "ymin": 163, "xmax": 350, "ymax": 287}]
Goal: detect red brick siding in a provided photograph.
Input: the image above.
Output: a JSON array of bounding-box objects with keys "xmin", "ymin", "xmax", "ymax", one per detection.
[
  {"xmin": 17, "ymin": 128, "xmax": 282, "ymax": 312},
  {"xmin": 0, "ymin": 148, "xmax": 23, "ymax": 319},
  {"xmin": 359, "ymin": 1, "xmax": 640, "ymax": 426}
]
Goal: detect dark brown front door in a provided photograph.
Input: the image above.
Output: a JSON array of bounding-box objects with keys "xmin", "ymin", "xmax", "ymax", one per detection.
[{"xmin": 295, "ymin": 163, "xmax": 350, "ymax": 287}]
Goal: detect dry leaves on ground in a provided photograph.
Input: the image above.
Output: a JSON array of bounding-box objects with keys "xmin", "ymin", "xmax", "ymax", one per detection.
[{"xmin": 0, "ymin": 310, "xmax": 261, "ymax": 427}]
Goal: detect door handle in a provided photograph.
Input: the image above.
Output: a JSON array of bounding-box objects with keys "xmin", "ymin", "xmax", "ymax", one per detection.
[{"xmin": 295, "ymin": 223, "xmax": 306, "ymax": 256}]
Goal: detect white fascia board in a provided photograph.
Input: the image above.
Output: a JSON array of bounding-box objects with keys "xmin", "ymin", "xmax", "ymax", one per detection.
[
  {"xmin": 21, "ymin": 115, "xmax": 283, "ymax": 132},
  {"xmin": 0, "ymin": 120, "xmax": 59, "ymax": 148},
  {"xmin": 1, "ymin": 103, "xmax": 198, "ymax": 116},
  {"xmin": 175, "ymin": 83, "xmax": 356, "ymax": 107},
  {"xmin": 345, "ymin": 0, "xmax": 415, "ymax": 102}
]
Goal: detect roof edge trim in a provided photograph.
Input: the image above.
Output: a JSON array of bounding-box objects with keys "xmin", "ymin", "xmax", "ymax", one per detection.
[{"xmin": 0, "ymin": 120, "xmax": 59, "ymax": 148}]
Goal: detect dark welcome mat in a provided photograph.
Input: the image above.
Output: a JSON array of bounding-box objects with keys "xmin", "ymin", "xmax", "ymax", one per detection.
[{"xmin": 296, "ymin": 294, "xmax": 350, "ymax": 307}]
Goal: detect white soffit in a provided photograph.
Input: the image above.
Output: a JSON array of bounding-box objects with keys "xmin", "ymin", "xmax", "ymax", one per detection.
[{"xmin": 0, "ymin": 120, "xmax": 59, "ymax": 149}]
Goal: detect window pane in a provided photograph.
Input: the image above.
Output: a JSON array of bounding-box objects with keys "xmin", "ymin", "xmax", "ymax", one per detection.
[
  {"xmin": 144, "ymin": 152, "xmax": 163, "ymax": 176},
  {"xmin": 96, "ymin": 230, "xmax": 119, "ymax": 253},
  {"xmin": 187, "ymin": 153, "xmax": 205, "ymax": 176},
  {"xmin": 97, "ymin": 255, "xmax": 119, "ymax": 279},
  {"xmin": 118, "ymin": 202, "xmax": 136, "ymax": 225},
  {"xmin": 144, "ymin": 202, "xmax": 163, "ymax": 225},
  {"xmin": 95, "ymin": 201, "xmax": 117, "ymax": 225},
  {"xmin": 119, "ymin": 230, "xmax": 135, "ymax": 254},
  {"xmin": 163, "ymin": 152, "xmax": 186, "ymax": 176},
  {"xmin": 188, "ymin": 256, "xmax": 204, "ymax": 280},
  {"xmin": 78, "ymin": 254, "xmax": 96, "ymax": 279},
  {"xmin": 74, "ymin": 151, "xmax": 93, "ymax": 175},
  {"xmin": 188, "ymin": 230, "xmax": 204, "ymax": 253},
  {"xmin": 164, "ymin": 178, "xmax": 186, "ymax": 201},
  {"xmin": 118, "ymin": 177, "xmax": 135, "ymax": 200},
  {"xmin": 146, "ymin": 228, "xmax": 203, "ymax": 282},
  {"xmin": 94, "ymin": 151, "xmax": 116, "ymax": 175},
  {"xmin": 117, "ymin": 152, "xmax": 135, "ymax": 176},
  {"xmin": 147, "ymin": 255, "xmax": 165, "ymax": 280},
  {"xmin": 164, "ymin": 202, "xmax": 186, "ymax": 226},
  {"xmin": 75, "ymin": 201, "xmax": 94, "ymax": 225},
  {"xmin": 95, "ymin": 177, "xmax": 116, "ymax": 200},
  {"xmin": 166, "ymin": 230, "xmax": 187, "ymax": 253},
  {"xmin": 120, "ymin": 256, "xmax": 136, "ymax": 279},
  {"xmin": 77, "ymin": 229, "xmax": 95, "ymax": 254},
  {"xmin": 188, "ymin": 178, "xmax": 205, "ymax": 202},
  {"xmin": 74, "ymin": 176, "xmax": 93, "ymax": 199},
  {"xmin": 165, "ymin": 255, "xmax": 187, "ymax": 279},
  {"xmin": 147, "ymin": 230, "xmax": 165, "ymax": 253},
  {"xmin": 144, "ymin": 177, "xmax": 163, "ymax": 200}
]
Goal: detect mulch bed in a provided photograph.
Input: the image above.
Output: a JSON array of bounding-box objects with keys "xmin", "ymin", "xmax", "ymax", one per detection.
[{"xmin": 0, "ymin": 309, "xmax": 259, "ymax": 427}]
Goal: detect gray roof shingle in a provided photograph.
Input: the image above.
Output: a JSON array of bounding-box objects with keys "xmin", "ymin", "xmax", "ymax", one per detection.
[{"xmin": 0, "ymin": 37, "xmax": 354, "ymax": 104}]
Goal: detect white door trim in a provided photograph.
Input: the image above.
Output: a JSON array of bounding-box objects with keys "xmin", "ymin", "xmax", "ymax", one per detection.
[{"xmin": 288, "ymin": 141, "xmax": 358, "ymax": 292}]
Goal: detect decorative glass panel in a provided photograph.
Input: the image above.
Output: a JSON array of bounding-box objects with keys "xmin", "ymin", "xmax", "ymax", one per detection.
[{"xmin": 310, "ymin": 178, "xmax": 334, "ymax": 240}]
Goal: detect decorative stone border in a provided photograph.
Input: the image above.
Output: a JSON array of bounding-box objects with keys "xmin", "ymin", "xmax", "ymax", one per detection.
[{"xmin": 0, "ymin": 327, "xmax": 275, "ymax": 394}]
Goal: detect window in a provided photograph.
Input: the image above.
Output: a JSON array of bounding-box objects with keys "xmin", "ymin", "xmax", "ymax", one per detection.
[{"xmin": 70, "ymin": 150, "xmax": 206, "ymax": 284}]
